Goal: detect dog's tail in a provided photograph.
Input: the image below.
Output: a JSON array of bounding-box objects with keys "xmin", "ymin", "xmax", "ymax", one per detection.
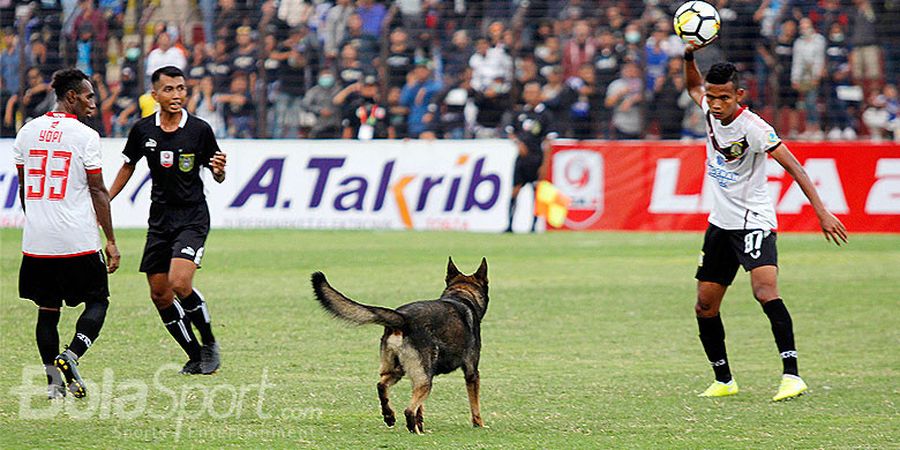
[{"xmin": 311, "ymin": 272, "xmax": 405, "ymax": 328}]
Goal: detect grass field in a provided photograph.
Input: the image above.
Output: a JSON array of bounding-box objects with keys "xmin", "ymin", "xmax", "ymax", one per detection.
[{"xmin": 1, "ymin": 229, "xmax": 898, "ymax": 448}]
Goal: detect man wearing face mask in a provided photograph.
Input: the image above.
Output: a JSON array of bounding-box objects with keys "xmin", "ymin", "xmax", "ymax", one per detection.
[{"xmin": 302, "ymin": 69, "xmax": 343, "ymax": 138}]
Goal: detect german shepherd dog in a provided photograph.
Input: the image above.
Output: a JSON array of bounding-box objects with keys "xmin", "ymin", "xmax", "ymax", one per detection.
[{"xmin": 310, "ymin": 257, "xmax": 489, "ymax": 434}]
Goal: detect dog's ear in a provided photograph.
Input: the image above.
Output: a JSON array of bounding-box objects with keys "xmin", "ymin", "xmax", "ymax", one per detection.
[
  {"xmin": 446, "ymin": 256, "xmax": 462, "ymax": 284},
  {"xmin": 475, "ymin": 257, "xmax": 488, "ymax": 283}
]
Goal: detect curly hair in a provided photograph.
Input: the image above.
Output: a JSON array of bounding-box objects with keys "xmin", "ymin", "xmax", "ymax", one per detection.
[{"xmin": 50, "ymin": 68, "xmax": 90, "ymax": 99}]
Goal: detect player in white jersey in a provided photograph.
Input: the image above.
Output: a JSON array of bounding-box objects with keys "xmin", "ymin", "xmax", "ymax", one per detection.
[
  {"xmin": 13, "ymin": 69, "xmax": 120, "ymax": 399},
  {"xmin": 683, "ymin": 47, "xmax": 847, "ymax": 401}
]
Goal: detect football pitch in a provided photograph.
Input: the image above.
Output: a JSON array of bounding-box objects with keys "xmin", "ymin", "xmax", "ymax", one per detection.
[{"xmin": 1, "ymin": 229, "xmax": 897, "ymax": 448}]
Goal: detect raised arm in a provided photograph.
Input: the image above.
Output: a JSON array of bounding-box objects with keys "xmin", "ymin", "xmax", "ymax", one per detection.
[
  {"xmin": 770, "ymin": 144, "xmax": 848, "ymax": 245},
  {"xmin": 684, "ymin": 48, "xmax": 705, "ymax": 107},
  {"xmin": 87, "ymin": 172, "xmax": 120, "ymax": 273}
]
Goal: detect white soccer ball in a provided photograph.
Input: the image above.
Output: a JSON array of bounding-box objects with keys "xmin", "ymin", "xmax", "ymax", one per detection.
[{"xmin": 674, "ymin": 1, "xmax": 721, "ymax": 47}]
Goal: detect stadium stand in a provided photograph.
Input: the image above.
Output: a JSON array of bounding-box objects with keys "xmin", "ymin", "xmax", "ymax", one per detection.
[{"xmin": 1, "ymin": 0, "xmax": 898, "ymax": 141}]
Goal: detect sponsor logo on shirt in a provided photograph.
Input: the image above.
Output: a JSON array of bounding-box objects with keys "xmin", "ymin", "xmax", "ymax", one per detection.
[
  {"xmin": 706, "ymin": 160, "xmax": 739, "ymax": 187},
  {"xmin": 160, "ymin": 150, "xmax": 174, "ymax": 168},
  {"xmin": 146, "ymin": 138, "xmax": 157, "ymax": 149}
]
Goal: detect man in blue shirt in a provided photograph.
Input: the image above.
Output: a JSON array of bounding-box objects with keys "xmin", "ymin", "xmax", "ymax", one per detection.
[{"xmin": 400, "ymin": 59, "xmax": 443, "ymax": 138}]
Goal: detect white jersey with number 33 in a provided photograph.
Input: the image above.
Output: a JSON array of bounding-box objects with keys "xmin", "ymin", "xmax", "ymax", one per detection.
[
  {"xmin": 701, "ymin": 98, "xmax": 782, "ymax": 231},
  {"xmin": 13, "ymin": 112, "xmax": 103, "ymax": 257}
]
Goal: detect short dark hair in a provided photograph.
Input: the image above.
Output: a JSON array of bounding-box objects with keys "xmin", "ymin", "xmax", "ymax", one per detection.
[
  {"xmin": 151, "ymin": 66, "xmax": 185, "ymax": 85},
  {"xmin": 705, "ymin": 62, "xmax": 740, "ymax": 88},
  {"xmin": 51, "ymin": 68, "xmax": 89, "ymax": 99}
]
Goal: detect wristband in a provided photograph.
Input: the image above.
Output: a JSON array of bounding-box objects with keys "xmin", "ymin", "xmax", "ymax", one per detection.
[{"xmin": 684, "ymin": 52, "xmax": 694, "ymax": 61}]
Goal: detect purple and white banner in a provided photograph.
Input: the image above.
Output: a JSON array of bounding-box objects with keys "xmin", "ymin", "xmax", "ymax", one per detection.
[{"xmin": 1, "ymin": 139, "xmax": 517, "ymax": 232}]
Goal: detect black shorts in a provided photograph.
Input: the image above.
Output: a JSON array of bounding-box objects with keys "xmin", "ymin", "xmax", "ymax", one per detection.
[
  {"xmin": 695, "ymin": 223, "xmax": 778, "ymax": 286},
  {"xmin": 514, "ymin": 154, "xmax": 542, "ymax": 186},
  {"xmin": 140, "ymin": 202, "xmax": 210, "ymax": 274},
  {"xmin": 19, "ymin": 252, "xmax": 109, "ymax": 308}
]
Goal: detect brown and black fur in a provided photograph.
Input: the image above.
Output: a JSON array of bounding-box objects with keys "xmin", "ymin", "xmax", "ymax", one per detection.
[{"xmin": 311, "ymin": 257, "xmax": 489, "ymax": 434}]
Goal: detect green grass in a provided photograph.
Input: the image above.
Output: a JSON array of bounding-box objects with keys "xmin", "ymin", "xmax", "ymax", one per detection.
[{"xmin": 1, "ymin": 229, "xmax": 898, "ymax": 448}]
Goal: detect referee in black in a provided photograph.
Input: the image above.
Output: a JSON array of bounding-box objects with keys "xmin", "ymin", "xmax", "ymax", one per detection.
[
  {"xmin": 505, "ymin": 81, "xmax": 558, "ymax": 233},
  {"xmin": 110, "ymin": 66, "xmax": 226, "ymax": 375}
]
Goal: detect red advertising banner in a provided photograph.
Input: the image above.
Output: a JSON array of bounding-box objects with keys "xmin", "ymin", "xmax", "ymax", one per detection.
[{"xmin": 549, "ymin": 141, "xmax": 900, "ymax": 233}]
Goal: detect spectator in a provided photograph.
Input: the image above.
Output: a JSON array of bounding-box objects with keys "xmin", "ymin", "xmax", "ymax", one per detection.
[
  {"xmin": 219, "ymin": 72, "xmax": 256, "ymax": 138},
  {"xmin": 791, "ymin": 18, "xmax": 825, "ymax": 140},
  {"xmin": 210, "ymin": 38, "xmax": 234, "ymax": 92},
  {"xmin": 621, "ymin": 22, "xmax": 644, "ymax": 65},
  {"xmin": 534, "ymin": 35, "xmax": 562, "ymax": 79},
  {"xmin": 230, "ymin": 26, "xmax": 259, "ymax": 86},
  {"xmin": 0, "ymin": 76, "xmax": 13, "ymax": 137},
  {"xmin": 645, "ymin": 26, "xmax": 671, "ymax": 96},
  {"xmin": 385, "ymin": 28, "xmax": 415, "ymax": 89},
  {"xmin": 339, "ymin": 13, "xmax": 380, "ymax": 69},
  {"xmin": 323, "ymin": 0, "xmax": 354, "ymax": 59},
  {"xmin": 146, "ymin": 31, "xmax": 188, "ymax": 81},
  {"xmin": 824, "ymin": 22, "xmax": 857, "ymax": 140},
  {"xmin": 337, "ymin": 44, "xmax": 366, "ymax": 86},
  {"xmin": 469, "ymin": 36, "xmax": 513, "ymax": 91},
  {"xmin": 604, "ymin": 62, "xmax": 643, "ymax": 140},
  {"xmin": 187, "ymin": 42, "xmax": 216, "ymax": 87},
  {"xmin": 187, "ymin": 75, "xmax": 226, "ymax": 137},
  {"xmin": 386, "ymin": 86, "xmax": 409, "ymax": 139},
  {"xmin": 74, "ymin": 25, "xmax": 98, "ymax": 76},
  {"xmin": 472, "ymin": 75, "xmax": 513, "ymax": 138},
  {"xmin": 356, "ymin": 0, "xmax": 387, "ymax": 37},
  {"xmin": 679, "ymin": 87, "xmax": 706, "ymax": 141},
  {"xmin": 849, "ymin": 0, "xmax": 881, "ymax": 97},
  {"xmin": 862, "ymin": 87, "xmax": 899, "ymax": 142},
  {"xmin": 104, "ymin": 66, "xmax": 142, "ymax": 137},
  {"xmin": 4, "ymin": 67, "xmax": 55, "ymax": 129},
  {"xmin": 302, "ymin": 68, "xmax": 343, "ymax": 138},
  {"xmin": 427, "ymin": 70, "xmax": 472, "ymax": 139},
  {"xmin": 442, "ymin": 30, "xmax": 472, "ymax": 81},
  {"xmin": 1, "ymin": 29, "xmax": 19, "ymax": 95},
  {"xmin": 400, "ymin": 59, "xmax": 442, "ymax": 138},
  {"xmin": 773, "ymin": 19, "xmax": 800, "ymax": 138},
  {"xmin": 653, "ymin": 58, "xmax": 686, "ymax": 140},
  {"xmin": 278, "ymin": 0, "xmax": 316, "ymax": 29},
  {"xmin": 562, "ymin": 21, "xmax": 596, "ymax": 79},
  {"xmin": 568, "ymin": 64, "xmax": 603, "ymax": 140},
  {"xmin": 541, "ymin": 66, "xmax": 576, "ymax": 136},
  {"xmin": 272, "ymin": 35, "xmax": 310, "ymax": 138},
  {"xmin": 70, "ymin": 0, "xmax": 108, "ymax": 45},
  {"xmin": 334, "ymin": 75, "xmax": 391, "ymax": 139},
  {"xmin": 514, "ymin": 55, "xmax": 545, "ymax": 102}
]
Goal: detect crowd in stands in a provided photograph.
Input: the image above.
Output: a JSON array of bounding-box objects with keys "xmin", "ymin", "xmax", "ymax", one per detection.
[{"xmin": 1, "ymin": 0, "xmax": 898, "ymax": 141}]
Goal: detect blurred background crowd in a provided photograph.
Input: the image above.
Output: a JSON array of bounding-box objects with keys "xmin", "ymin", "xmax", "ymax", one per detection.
[{"xmin": 1, "ymin": 0, "xmax": 898, "ymax": 141}]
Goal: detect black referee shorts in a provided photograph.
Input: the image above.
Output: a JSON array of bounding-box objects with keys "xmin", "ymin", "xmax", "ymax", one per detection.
[
  {"xmin": 514, "ymin": 154, "xmax": 542, "ymax": 186},
  {"xmin": 19, "ymin": 252, "xmax": 109, "ymax": 308},
  {"xmin": 140, "ymin": 202, "xmax": 210, "ymax": 274},
  {"xmin": 695, "ymin": 223, "xmax": 778, "ymax": 286}
]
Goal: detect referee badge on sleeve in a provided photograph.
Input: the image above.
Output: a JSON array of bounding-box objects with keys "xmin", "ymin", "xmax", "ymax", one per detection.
[
  {"xmin": 160, "ymin": 150, "xmax": 174, "ymax": 168},
  {"xmin": 179, "ymin": 153, "xmax": 195, "ymax": 172}
]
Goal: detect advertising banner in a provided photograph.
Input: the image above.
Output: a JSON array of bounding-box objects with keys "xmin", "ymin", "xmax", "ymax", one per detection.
[
  {"xmin": 1, "ymin": 139, "xmax": 517, "ymax": 232},
  {"xmin": 550, "ymin": 141, "xmax": 900, "ymax": 232}
]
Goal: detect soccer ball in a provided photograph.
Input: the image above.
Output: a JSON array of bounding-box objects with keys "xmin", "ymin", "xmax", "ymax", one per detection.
[{"xmin": 673, "ymin": 1, "xmax": 721, "ymax": 47}]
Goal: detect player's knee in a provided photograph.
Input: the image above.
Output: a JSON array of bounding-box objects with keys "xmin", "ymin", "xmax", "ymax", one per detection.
[
  {"xmin": 752, "ymin": 284, "xmax": 779, "ymax": 303},
  {"xmin": 150, "ymin": 291, "xmax": 174, "ymax": 309},
  {"xmin": 694, "ymin": 299, "xmax": 719, "ymax": 318},
  {"xmin": 170, "ymin": 279, "xmax": 193, "ymax": 299}
]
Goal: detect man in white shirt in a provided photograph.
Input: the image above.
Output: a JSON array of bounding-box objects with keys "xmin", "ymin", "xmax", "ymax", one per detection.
[
  {"xmin": 13, "ymin": 68, "xmax": 120, "ymax": 399},
  {"xmin": 145, "ymin": 32, "xmax": 188, "ymax": 82},
  {"xmin": 683, "ymin": 46, "xmax": 847, "ymax": 401}
]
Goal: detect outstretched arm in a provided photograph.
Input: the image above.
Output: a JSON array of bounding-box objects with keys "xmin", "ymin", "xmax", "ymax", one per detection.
[{"xmin": 770, "ymin": 144, "xmax": 848, "ymax": 246}]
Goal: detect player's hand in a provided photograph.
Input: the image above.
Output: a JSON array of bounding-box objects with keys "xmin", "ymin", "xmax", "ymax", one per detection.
[
  {"xmin": 105, "ymin": 241, "xmax": 121, "ymax": 274},
  {"xmin": 818, "ymin": 211, "xmax": 848, "ymax": 246},
  {"xmin": 211, "ymin": 151, "xmax": 227, "ymax": 177},
  {"xmin": 684, "ymin": 34, "xmax": 719, "ymax": 53}
]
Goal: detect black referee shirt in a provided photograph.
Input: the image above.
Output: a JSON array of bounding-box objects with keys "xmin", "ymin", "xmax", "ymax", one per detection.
[
  {"xmin": 123, "ymin": 110, "xmax": 220, "ymax": 206},
  {"xmin": 510, "ymin": 103, "xmax": 558, "ymax": 158}
]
